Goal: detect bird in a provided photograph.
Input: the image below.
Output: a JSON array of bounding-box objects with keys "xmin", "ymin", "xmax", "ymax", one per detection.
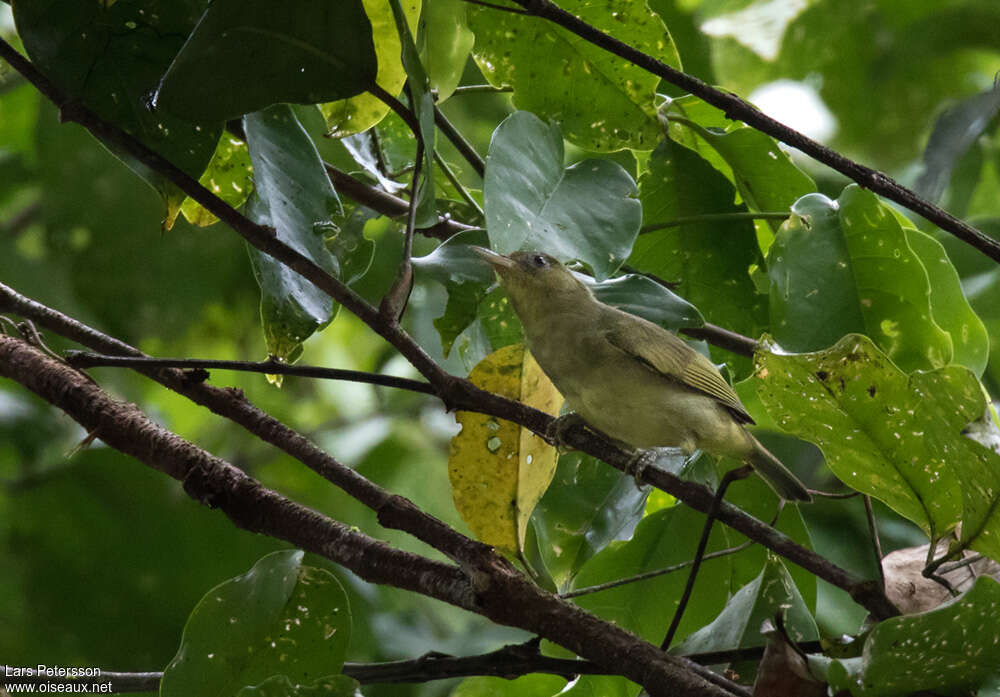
[{"xmin": 472, "ymin": 247, "xmax": 811, "ymax": 502}]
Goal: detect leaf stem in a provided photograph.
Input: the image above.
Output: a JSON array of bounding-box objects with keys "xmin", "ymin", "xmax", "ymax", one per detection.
[
  {"xmin": 452, "ymin": 84, "xmax": 513, "ymax": 95},
  {"xmin": 560, "ymin": 540, "xmax": 753, "ymax": 599},
  {"xmin": 434, "ymin": 103, "xmax": 486, "ymax": 178},
  {"xmin": 434, "ymin": 149, "xmax": 485, "ymax": 217}
]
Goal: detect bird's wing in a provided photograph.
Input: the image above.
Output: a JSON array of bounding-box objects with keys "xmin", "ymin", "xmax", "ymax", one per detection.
[{"xmin": 604, "ymin": 321, "xmax": 755, "ymax": 425}]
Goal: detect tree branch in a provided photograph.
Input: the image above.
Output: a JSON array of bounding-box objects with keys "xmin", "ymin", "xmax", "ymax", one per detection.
[
  {"xmin": 503, "ymin": 0, "xmax": 1000, "ymax": 264},
  {"xmin": 63, "ymin": 352, "xmax": 437, "ymax": 395},
  {"xmin": 323, "ymin": 162, "xmax": 476, "ymax": 240},
  {"xmin": 0, "ymin": 335, "xmax": 475, "ymax": 605}
]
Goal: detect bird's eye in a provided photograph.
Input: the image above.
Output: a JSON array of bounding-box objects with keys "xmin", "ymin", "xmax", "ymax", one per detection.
[{"xmin": 532, "ymin": 254, "xmax": 548, "ymax": 268}]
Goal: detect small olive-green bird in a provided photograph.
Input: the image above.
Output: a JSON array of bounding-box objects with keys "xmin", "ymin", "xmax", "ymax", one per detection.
[{"xmin": 473, "ymin": 247, "xmax": 811, "ymax": 502}]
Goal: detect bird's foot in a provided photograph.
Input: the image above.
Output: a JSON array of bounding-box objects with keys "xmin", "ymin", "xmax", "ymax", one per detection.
[
  {"xmin": 543, "ymin": 412, "xmax": 590, "ymax": 449},
  {"xmin": 625, "ymin": 449, "xmax": 658, "ymax": 489}
]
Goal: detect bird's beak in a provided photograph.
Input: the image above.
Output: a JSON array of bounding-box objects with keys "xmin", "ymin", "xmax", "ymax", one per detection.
[{"xmin": 471, "ymin": 246, "xmax": 516, "ymax": 271}]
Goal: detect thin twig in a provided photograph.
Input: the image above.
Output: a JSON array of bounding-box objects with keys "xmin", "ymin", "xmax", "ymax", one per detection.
[
  {"xmin": 452, "ymin": 84, "xmax": 514, "ymax": 95},
  {"xmin": 503, "ymin": 0, "xmax": 1000, "ymax": 264},
  {"xmin": 63, "ymin": 352, "xmax": 436, "ymax": 395},
  {"xmin": 680, "ymin": 323, "xmax": 758, "ymax": 358},
  {"xmin": 864, "ymin": 495, "xmax": 886, "ymax": 591},
  {"xmin": 323, "ymin": 161, "xmax": 475, "ymax": 240},
  {"xmin": 379, "ymin": 138, "xmax": 422, "ymax": 321},
  {"xmin": 368, "ymin": 82, "xmax": 424, "ymax": 140},
  {"xmin": 641, "ymin": 212, "xmax": 791, "ymax": 235},
  {"xmin": 937, "ymin": 553, "xmax": 985, "ymax": 576},
  {"xmin": 434, "ymin": 149, "xmax": 485, "ymax": 217},
  {"xmin": 462, "ymin": 0, "xmax": 531, "ymax": 14},
  {"xmin": 434, "ymin": 103, "xmax": 486, "ymax": 178},
  {"xmin": 662, "ymin": 464, "xmax": 753, "ymax": 649},
  {"xmin": 561, "ymin": 540, "xmax": 754, "ymax": 599}
]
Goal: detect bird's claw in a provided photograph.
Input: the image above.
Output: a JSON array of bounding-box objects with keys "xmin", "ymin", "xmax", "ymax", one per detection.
[
  {"xmin": 543, "ymin": 412, "xmax": 589, "ymax": 449},
  {"xmin": 625, "ymin": 449, "xmax": 657, "ymax": 490}
]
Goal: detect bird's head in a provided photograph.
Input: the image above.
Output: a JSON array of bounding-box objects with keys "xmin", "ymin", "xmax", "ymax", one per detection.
[{"xmin": 471, "ymin": 247, "xmax": 591, "ymax": 315}]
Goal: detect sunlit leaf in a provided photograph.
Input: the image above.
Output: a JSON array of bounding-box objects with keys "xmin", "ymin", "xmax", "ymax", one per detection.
[
  {"xmin": 180, "ymin": 135, "xmax": 253, "ymax": 227},
  {"xmin": 469, "ymin": 0, "xmax": 678, "ymax": 151},
  {"xmin": 321, "ymin": 0, "xmax": 420, "ymax": 138},
  {"xmin": 418, "ymin": 0, "xmax": 475, "ymax": 103}
]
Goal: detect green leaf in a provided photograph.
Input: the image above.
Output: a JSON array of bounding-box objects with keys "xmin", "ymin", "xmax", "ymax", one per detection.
[
  {"xmin": 903, "ymin": 226, "xmax": 989, "ymax": 376},
  {"xmin": 180, "ymin": 135, "xmax": 254, "ymax": 227},
  {"xmin": 451, "ymin": 674, "xmax": 568, "ymax": 697},
  {"xmin": 14, "ymin": 0, "xmax": 220, "ymax": 226},
  {"xmin": 631, "ymin": 139, "xmax": 766, "ymax": 375},
  {"xmin": 754, "ymin": 334, "xmax": 1000, "ymax": 555},
  {"xmin": 160, "ymin": 550, "xmax": 352, "ymax": 697},
  {"xmin": 768, "ymin": 187, "xmax": 954, "ymax": 373},
  {"xmin": 672, "ymin": 556, "xmax": 817, "ymax": 656},
  {"xmin": 321, "ymin": 0, "xmax": 420, "ymax": 138},
  {"xmin": 584, "ymin": 274, "xmax": 703, "ymax": 330},
  {"xmin": 155, "ymin": 0, "xmax": 377, "ymax": 122},
  {"xmin": 827, "ymin": 578, "xmax": 1000, "ymax": 696},
  {"xmin": 237, "ymin": 675, "xmax": 358, "ymax": 697},
  {"xmin": 532, "ymin": 452, "xmax": 649, "ymax": 591},
  {"xmin": 766, "ymin": 192, "xmax": 865, "ymax": 352},
  {"xmin": 719, "ymin": 455, "xmax": 817, "ymax": 609},
  {"xmin": 418, "ymin": 0, "xmax": 475, "ymax": 103},
  {"xmin": 915, "ymin": 82, "xmax": 1000, "ymax": 203},
  {"xmin": 469, "ymin": 0, "xmax": 678, "ymax": 151},
  {"xmin": 670, "ymin": 116, "xmax": 815, "ymax": 231},
  {"xmin": 570, "ymin": 504, "xmax": 732, "ymax": 648},
  {"xmin": 243, "ymin": 105, "xmax": 347, "ymax": 363},
  {"xmin": 484, "ymin": 112, "xmax": 641, "ymax": 280}
]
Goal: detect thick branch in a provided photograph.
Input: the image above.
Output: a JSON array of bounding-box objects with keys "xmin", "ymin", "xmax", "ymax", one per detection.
[
  {"xmin": 0, "ymin": 281, "xmax": 494, "ymax": 569},
  {"xmin": 0, "ymin": 335, "xmax": 474, "ymax": 605},
  {"xmin": 507, "ymin": 0, "xmax": 1000, "ymax": 264}
]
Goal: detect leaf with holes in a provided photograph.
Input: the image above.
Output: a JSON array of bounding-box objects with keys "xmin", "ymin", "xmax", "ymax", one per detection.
[
  {"xmin": 160, "ymin": 551, "xmax": 352, "ymax": 697},
  {"xmin": 754, "ymin": 334, "xmax": 1000, "ymax": 558},
  {"xmin": 469, "ymin": 0, "xmax": 677, "ymax": 152}
]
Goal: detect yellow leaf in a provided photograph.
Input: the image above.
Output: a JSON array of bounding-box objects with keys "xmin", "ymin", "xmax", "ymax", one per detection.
[
  {"xmin": 320, "ymin": 0, "xmax": 421, "ymax": 137},
  {"xmin": 449, "ymin": 344, "xmax": 563, "ymax": 555}
]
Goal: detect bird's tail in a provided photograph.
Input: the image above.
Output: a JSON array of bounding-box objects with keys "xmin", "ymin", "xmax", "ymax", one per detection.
[{"xmin": 747, "ymin": 437, "xmax": 812, "ymax": 502}]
